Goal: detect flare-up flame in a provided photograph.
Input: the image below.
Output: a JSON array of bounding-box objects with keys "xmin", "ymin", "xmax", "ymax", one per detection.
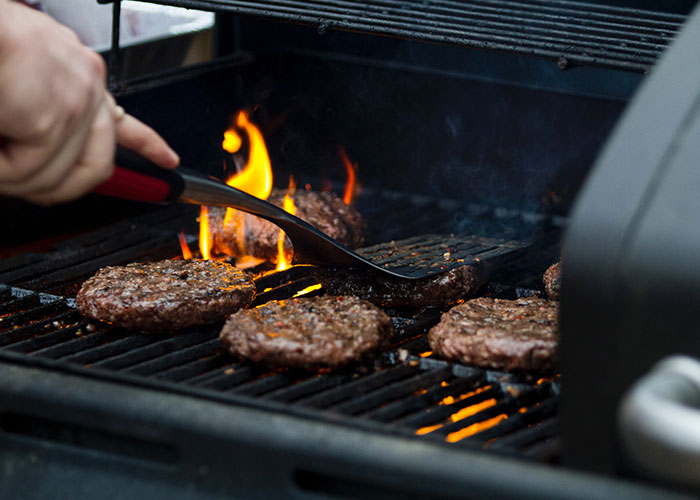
[
  {"xmin": 186, "ymin": 111, "xmax": 360, "ymax": 270},
  {"xmin": 338, "ymin": 146, "xmax": 358, "ymax": 205},
  {"xmin": 178, "ymin": 230, "xmax": 192, "ymax": 260},
  {"xmin": 199, "ymin": 206, "xmax": 212, "ymax": 260},
  {"xmin": 223, "ymin": 111, "xmax": 273, "ymax": 197},
  {"xmin": 221, "ymin": 111, "xmax": 274, "ymax": 267},
  {"xmin": 276, "ymin": 177, "xmax": 296, "ymax": 271}
]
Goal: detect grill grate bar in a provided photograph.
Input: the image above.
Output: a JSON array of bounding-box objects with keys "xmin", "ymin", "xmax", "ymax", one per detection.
[
  {"xmin": 154, "ymin": 351, "xmax": 232, "ymax": 382},
  {"xmin": 397, "ymin": 384, "xmax": 500, "ymax": 428},
  {"xmin": 26, "ymin": 236, "xmax": 181, "ymax": 295},
  {"xmin": 0, "ymin": 300, "xmax": 68, "ymax": 332},
  {"xmin": 189, "ymin": 364, "xmax": 260, "ymax": 390},
  {"xmin": 59, "ymin": 335, "xmax": 154, "ymax": 365},
  {"xmin": 330, "ymin": 366, "xmax": 454, "ymax": 416},
  {"xmin": 487, "ymin": 414, "xmax": 559, "ymax": 451},
  {"xmin": 29, "ymin": 328, "xmax": 127, "ymax": 359},
  {"xmin": 90, "ymin": 330, "xmax": 215, "ymax": 370},
  {"xmin": 298, "ymin": 363, "xmax": 418, "ymax": 409},
  {"xmin": 363, "ymin": 371, "xmax": 482, "ymax": 422},
  {"xmin": 261, "ymin": 372, "xmax": 355, "ymax": 403},
  {"xmin": 5, "ymin": 322, "xmax": 89, "ymax": 354},
  {"xmin": 0, "ymin": 294, "xmax": 42, "ymax": 317},
  {"xmin": 0, "ymin": 231, "xmax": 168, "ymax": 286},
  {"xmin": 0, "ymin": 310, "xmax": 82, "ymax": 348},
  {"xmin": 462, "ymin": 393, "xmax": 558, "ymax": 443},
  {"xmin": 230, "ymin": 372, "xmax": 301, "ymax": 396},
  {"xmin": 149, "ymin": 0, "xmax": 682, "ymax": 71},
  {"xmin": 122, "ymin": 338, "xmax": 222, "ymax": 376}
]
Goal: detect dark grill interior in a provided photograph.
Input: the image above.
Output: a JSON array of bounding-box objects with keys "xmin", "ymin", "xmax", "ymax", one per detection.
[{"xmin": 0, "ymin": 192, "xmax": 562, "ymax": 463}]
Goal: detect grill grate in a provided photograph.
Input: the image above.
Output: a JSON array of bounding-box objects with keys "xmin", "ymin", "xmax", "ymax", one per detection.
[
  {"xmin": 143, "ymin": 0, "xmax": 683, "ymax": 72},
  {"xmin": 0, "ymin": 284, "xmax": 560, "ymax": 460},
  {"xmin": 0, "ymin": 196, "xmax": 562, "ymax": 461}
]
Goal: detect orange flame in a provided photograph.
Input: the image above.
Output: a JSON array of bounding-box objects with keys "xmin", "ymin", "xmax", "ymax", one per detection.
[
  {"xmin": 200, "ymin": 111, "xmax": 274, "ymax": 264},
  {"xmin": 293, "ymin": 283, "xmax": 322, "ymax": 297},
  {"xmin": 415, "ymin": 386, "xmax": 493, "ymax": 436},
  {"xmin": 178, "ymin": 230, "xmax": 192, "ymax": 260},
  {"xmin": 225, "ymin": 111, "xmax": 273, "ymax": 196},
  {"xmin": 199, "ymin": 206, "xmax": 212, "ymax": 260},
  {"xmin": 445, "ymin": 414, "xmax": 508, "ymax": 443},
  {"xmin": 276, "ymin": 177, "xmax": 296, "ymax": 271},
  {"xmin": 222, "ymin": 111, "xmax": 273, "ymax": 261},
  {"xmin": 222, "ymin": 128, "xmax": 242, "ymax": 153},
  {"xmin": 338, "ymin": 146, "xmax": 358, "ymax": 204}
]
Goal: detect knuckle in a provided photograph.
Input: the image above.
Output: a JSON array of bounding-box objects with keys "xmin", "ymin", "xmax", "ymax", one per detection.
[
  {"xmin": 86, "ymin": 50, "xmax": 107, "ymax": 81},
  {"xmin": 63, "ymin": 90, "xmax": 88, "ymax": 125},
  {"xmin": 27, "ymin": 113, "xmax": 54, "ymax": 140},
  {"xmin": 94, "ymin": 160, "xmax": 115, "ymax": 184}
]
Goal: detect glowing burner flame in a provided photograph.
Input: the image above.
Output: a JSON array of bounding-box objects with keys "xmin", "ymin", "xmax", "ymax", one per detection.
[
  {"xmin": 276, "ymin": 177, "xmax": 296, "ymax": 271},
  {"xmin": 199, "ymin": 206, "xmax": 212, "ymax": 260},
  {"xmin": 178, "ymin": 230, "xmax": 192, "ymax": 260},
  {"xmin": 338, "ymin": 145, "xmax": 358, "ymax": 205}
]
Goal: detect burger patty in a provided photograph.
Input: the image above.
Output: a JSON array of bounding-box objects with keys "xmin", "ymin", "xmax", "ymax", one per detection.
[
  {"xmin": 428, "ymin": 297, "xmax": 559, "ymax": 372},
  {"xmin": 311, "ymin": 265, "xmax": 486, "ymax": 308},
  {"xmin": 219, "ymin": 295, "xmax": 393, "ymax": 369},
  {"xmin": 209, "ymin": 189, "xmax": 365, "ymax": 261},
  {"xmin": 76, "ymin": 259, "xmax": 256, "ymax": 334},
  {"xmin": 543, "ymin": 261, "xmax": 561, "ymax": 301}
]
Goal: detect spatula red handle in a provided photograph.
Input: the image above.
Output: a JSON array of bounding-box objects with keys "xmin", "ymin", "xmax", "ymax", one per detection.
[{"xmin": 93, "ymin": 147, "xmax": 185, "ymax": 203}]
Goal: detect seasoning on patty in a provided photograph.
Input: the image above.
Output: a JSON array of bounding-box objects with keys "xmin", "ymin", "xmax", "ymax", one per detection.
[
  {"xmin": 76, "ymin": 259, "xmax": 255, "ymax": 334},
  {"xmin": 219, "ymin": 295, "xmax": 393, "ymax": 369},
  {"xmin": 428, "ymin": 297, "xmax": 559, "ymax": 372}
]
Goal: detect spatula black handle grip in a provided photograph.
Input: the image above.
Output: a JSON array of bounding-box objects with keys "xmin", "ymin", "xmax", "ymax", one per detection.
[{"xmin": 93, "ymin": 146, "xmax": 185, "ymax": 203}]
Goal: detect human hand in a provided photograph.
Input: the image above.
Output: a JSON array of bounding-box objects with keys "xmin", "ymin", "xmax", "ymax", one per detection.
[{"xmin": 0, "ymin": 1, "xmax": 179, "ymax": 205}]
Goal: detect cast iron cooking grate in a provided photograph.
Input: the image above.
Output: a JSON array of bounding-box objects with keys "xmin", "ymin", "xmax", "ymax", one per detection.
[
  {"xmin": 0, "ymin": 199, "xmax": 562, "ymax": 462},
  {"xmin": 139, "ymin": 0, "xmax": 683, "ymax": 72},
  {"xmin": 0, "ymin": 284, "xmax": 560, "ymax": 462}
]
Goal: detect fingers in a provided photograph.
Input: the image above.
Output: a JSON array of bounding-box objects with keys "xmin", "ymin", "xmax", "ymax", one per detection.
[
  {"xmin": 23, "ymin": 96, "xmax": 116, "ymax": 205},
  {"xmin": 0, "ymin": 93, "xmax": 100, "ymax": 197},
  {"xmin": 116, "ymin": 111, "xmax": 179, "ymax": 169}
]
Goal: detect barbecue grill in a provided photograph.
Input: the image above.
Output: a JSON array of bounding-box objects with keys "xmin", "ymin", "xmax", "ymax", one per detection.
[{"xmin": 2, "ymin": 0, "xmax": 699, "ymax": 498}]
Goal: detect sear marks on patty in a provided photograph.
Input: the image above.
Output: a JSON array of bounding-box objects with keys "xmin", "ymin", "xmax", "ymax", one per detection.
[
  {"xmin": 428, "ymin": 297, "xmax": 559, "ymax": 372},
  {"xmin": 220, "ymin": 295, "xmax": 393, "ymax": 370},
  {"xmin": 311, "ymin": 265, "xmax": 486, "ymax": 308},
  {"xmin": 209, "ymin": 189, "xmax": 365, "ymax": 261},
  {"xmin": 543, "ymin": 261, "xmax": 561, "ymax": 301},
  {"xmin": 76, "ymin": 259, "xmax": 255, "ymax": 334}
]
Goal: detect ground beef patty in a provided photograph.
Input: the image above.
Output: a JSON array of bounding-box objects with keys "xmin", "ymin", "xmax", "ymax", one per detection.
[
  {"xmin": 220, "ymin": 295, "xmax": 392, "ymax": 369},
  {"xmin": 543, "ymin": 261, "xmax": 561, "ymax": 301},
  {"xmin": 311, "ymin": 265, "xmax": 485, "ymax": 308},
  {"xmin": 209, "ymin": 189, "xmax": 365, "ymax": 261},
  {"xmin": 76, "ymin": 259, "xmax": 255, "ymax": 334},
  {"xmin": 428, "ymin": 297, "xmax": 559, "ymax": 372}
]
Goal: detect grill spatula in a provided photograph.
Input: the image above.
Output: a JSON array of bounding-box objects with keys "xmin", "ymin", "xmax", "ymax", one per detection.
[{"xmin": 95, "ymin": 147, "xmax": 445, "ymax": 279}]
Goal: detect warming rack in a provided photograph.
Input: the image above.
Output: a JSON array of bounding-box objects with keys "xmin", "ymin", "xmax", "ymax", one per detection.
[{"xmin": 103, "ymin": 0, "xmax": 684, "ymax": 73}]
